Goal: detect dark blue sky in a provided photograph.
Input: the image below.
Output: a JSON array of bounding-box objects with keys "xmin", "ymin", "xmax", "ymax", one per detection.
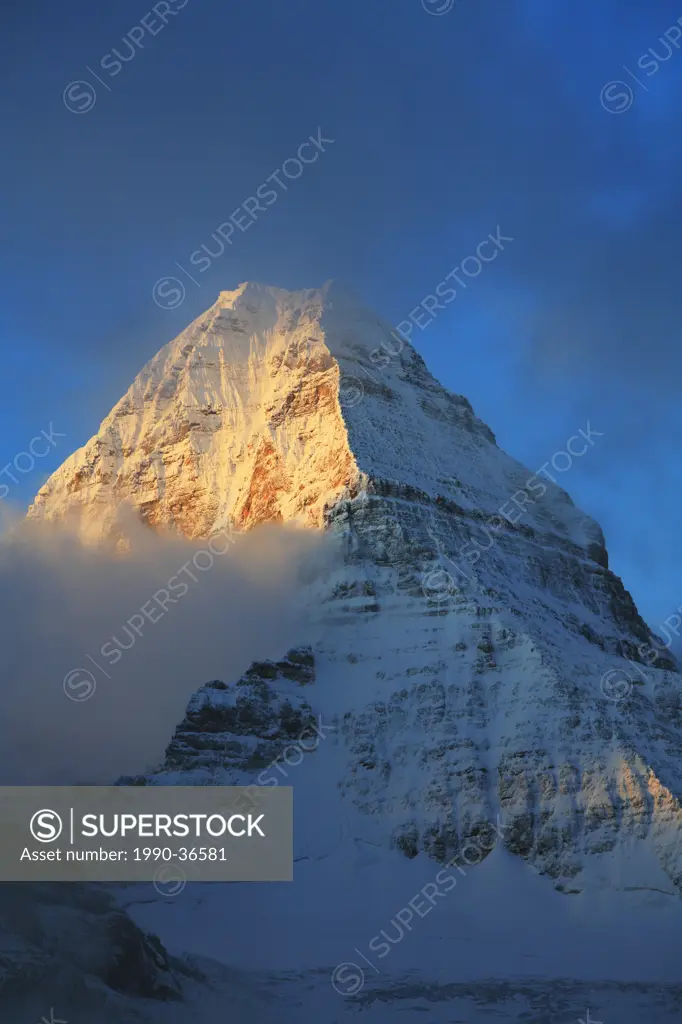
[{"xmin": 1, "ymin": 0, "xmax": 680, "ymax": 629}]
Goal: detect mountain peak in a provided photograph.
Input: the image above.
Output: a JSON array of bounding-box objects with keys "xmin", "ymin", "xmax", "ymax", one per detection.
[
  {"xmin": 27, "ymin": 287, "xmax": 602, "ymax": 562},
  {"xmin": 214, "ymin": 279, "xmax": 357, "ymax": 309},
  {"xmin": 208, "ymin": 281, "xmax": 368, "ymax": 345},
  {"xmin": 25, "ymin": 286, "xmax": 682, "ymax": 930}
]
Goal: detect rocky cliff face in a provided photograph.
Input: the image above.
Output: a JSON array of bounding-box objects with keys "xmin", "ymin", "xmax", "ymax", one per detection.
[
  {"xmin": 30, "ymin": 282, "xmax": 682, "ymax": 895},
  {"xmin": 0, "ymin": 882, "xmax": 184, "ymax": 1020},
  {"xmin": 29, "ymin": 282, "xmax": 367, "ymax": 542},
  {"xmin": 0, "ymin": 880, "xmax": 286, "ymax": 1023}
]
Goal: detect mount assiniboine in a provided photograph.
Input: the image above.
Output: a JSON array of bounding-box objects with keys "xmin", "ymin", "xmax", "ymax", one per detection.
[{"xmin": 22, "ymin": 282, "xmax": 682, "ymax": 1021}]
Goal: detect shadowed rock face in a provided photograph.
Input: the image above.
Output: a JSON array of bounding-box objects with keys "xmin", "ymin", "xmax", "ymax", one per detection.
[
  {"xmin": 27, "ymin": 283, "xmax": 682, "ymax": 895},
  {"xmin": 0, "ymin": 882, "xmax": 188, "ymax": 1020},
  {"xmin": 0, "ymin": 881, "xmax": 290, "ymax": 1022},
  {"xmin": 121, "ymin": 647, "xmax": 321, "ymax": 782}
]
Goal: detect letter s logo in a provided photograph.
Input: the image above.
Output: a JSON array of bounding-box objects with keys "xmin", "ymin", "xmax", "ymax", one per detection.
[
  {"xmin": 30, "ymin": 809, "xmax": 63, "ymax": 843},
  {"xmin": 63, "ymin": 81, "xmax": 97, "ymax": 115}
]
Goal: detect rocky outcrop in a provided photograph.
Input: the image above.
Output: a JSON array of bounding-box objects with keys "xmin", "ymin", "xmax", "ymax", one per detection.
[
  {"xmin": 125, "ymin": 648, "xmax": 320, "ymax": 782},
  {"xmin": 0, "ymin": 882, "xmax": 189, "ymax": 1020}
]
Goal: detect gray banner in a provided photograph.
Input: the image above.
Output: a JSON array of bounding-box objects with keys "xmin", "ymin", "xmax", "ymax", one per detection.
[{"xmin": 0, "ymin": 786, "xmax": 292, "ymax": 882}]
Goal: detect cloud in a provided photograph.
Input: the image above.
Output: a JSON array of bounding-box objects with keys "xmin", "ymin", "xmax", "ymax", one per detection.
[{"xmin": 0, "ymin": 514, "xmax": 334, "ymax": 785}]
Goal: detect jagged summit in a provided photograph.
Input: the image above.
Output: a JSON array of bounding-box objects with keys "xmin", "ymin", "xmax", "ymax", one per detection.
[
  {"xmin": 28, "ymin": 284, "xmax": 602, "ymax": 563},
  {"xmin": 216, "ymin": 278, "xmax": 358, "ymax": 310}
]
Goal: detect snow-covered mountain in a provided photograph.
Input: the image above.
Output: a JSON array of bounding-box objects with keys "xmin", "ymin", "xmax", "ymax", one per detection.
[{"xmin": 25, "ymin": 282, "xmax": 682, "ymax": 1021}]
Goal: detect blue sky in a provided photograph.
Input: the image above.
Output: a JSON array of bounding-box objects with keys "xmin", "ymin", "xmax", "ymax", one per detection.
[{"xmin": 1, "ymin": 0, "xmax": 680, "ymax": 629}]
